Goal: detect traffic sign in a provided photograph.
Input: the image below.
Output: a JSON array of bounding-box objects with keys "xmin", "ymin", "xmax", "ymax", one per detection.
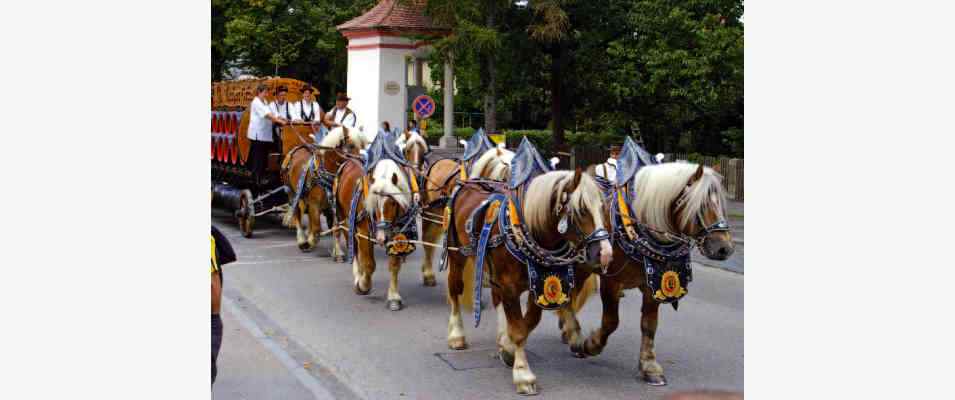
[{"xmin": 412, "ymin": 95, "xmax": 436, "ymax": 119}]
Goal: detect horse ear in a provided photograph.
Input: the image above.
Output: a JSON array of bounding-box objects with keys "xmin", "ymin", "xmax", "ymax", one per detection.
[
  {"xmin": 688, "ymin": 164, "xmax": 704, "ymax": 185},
  {"xmin": 404, "ymin": 131, "xmax": 410, "ymax": 140},
  {"xmin": 496, "ymin": 147, "xmax": 503, "ymax": 156},
  {"xmin": 566, "ymin": 167, "xmax": 582, "ymax": 193},
  {"xmin": 391, "ymin": 173, "xmax": 399, "ymax": 186}
]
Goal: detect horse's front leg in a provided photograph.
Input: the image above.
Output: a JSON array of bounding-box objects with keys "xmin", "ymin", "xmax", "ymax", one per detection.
[
  {"xmin": 572, "ymin": 276, "xmax": 622, "ymax": 358},
  {"xmin": 638, "ymin": 290, "xmax": 666, "ymax": 386},
  {"xmin": 419, "ymin": 216, "xmax": 441, "ymax": 287},
  {"xmin": 385, "ymin": 255, "xmax": 403, "ymax": 311},
  {"xmin": 352, "ymin": 220, "xmax": 375, "ymax": 295},
  {"xmin": 558, "ymin": 272, "xmax": 597, "ymax": 349},
  {"xmin": 295, "ymin": 203, "xmax": 309, "ymax": 251},
  {"xmin": 502, "ymin": 289, "xmax": 543, "ymax": 395},
  {"xmin": 446, "ymin": 253, "xmax": 469, "ymax": 350},
  {"xmin": 305, "ymin": 198, "xmax": 322, "ymax": 252}
]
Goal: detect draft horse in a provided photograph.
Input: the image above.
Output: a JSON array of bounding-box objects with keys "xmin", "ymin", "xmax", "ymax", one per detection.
[
  {"xmin": 560, "ymin": 158, "xmax": 735, "ymax": 386},
  {"xmin": 333, "ymin": 132, "xmax": 424, "ymax": 311},
  {"xmin": 280, "ymin": 125, "xmax": 363, "ymax": 252},
  {"xmin": 417, "ymin": 130, "xmax": 514, "ymax": 287},
  {"xmin": 444, "ymin": 168, "xmax": 613, "ymax": 395}
]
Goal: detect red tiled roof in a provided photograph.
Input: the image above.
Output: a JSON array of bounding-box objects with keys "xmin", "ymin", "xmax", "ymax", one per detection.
[{"xmin": 337, "ymin": 0, "xmax": 447, "ymax": 33}]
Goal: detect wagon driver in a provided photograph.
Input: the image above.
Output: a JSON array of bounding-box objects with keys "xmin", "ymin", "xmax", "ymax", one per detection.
[
  {"xmin": 326, "ymin": 92, "xmax": 357, "ymax": 129},
  {"xmin": 270, "ymin": 85, "xmax": 293, "ymax": 153},
  {"xmin": 248, "ymin": 83, "xmax": 288, "ymax": 185}
]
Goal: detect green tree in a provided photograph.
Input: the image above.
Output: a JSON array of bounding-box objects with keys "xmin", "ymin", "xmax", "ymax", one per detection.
[{"xmin": 212, "ymin": 0, "xmax": 375, "ymax": 104}]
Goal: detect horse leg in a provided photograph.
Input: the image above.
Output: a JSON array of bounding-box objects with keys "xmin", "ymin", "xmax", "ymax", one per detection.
[
  {"xmin": 419, "ymin": 218, "xmax": 440, "ymax": 287},
  {"xmin": 494, "ymin": 290, "xmax": 516, "ymax": 367},
  {"xmin": 558, "ymin": 272, "xmax": 596, "ymax": 348},
  {"xmin": 290, "ymin": 200, "xmax": 307, "ymax": 251},
  {"xmin": 638, "ymin": 289, "xmax": 666, "ymax": 386},
  {"xmin": 446, "ymin": 253, "xmax": 469, "ymax": 350},
  {"xmin": 352, "ymin": 222, "xmax": 375, "ymax": 295},
  {"xmin": 385, "ymin": 255, "xmax": 404, "ymax": 311},
  {"xmin": 572, "ymin": 277, "xmax": 623, "ymax": 358},
  {"xmin": 502, "ymin": 291, "xmax": 543, "ymax": 395},
  {"xmin": 305, "ymin": 197, "xmax": 321, "ymax": 252}
]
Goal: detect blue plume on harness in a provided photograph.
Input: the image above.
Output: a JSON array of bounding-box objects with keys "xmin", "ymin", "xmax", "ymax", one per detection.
[{"xmin": 470, "ymin": 193, "xmax": 507, "ymax": 327}]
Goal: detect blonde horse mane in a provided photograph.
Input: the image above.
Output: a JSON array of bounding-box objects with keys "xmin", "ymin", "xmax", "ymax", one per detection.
[
  {"xmin": 397, "ymin": 131, "xmax": 429, "ymax": 165},
  {"xmin": 364, "ymin": 159, "xmax": 412, "ymax": 212},
  {"xmin": 523, "ymin": 171, "xmax": 606, "ymax": 239},
  {"xmin": 632, "ymin": 162, "xmax": 727, "ymax": 235},
  {"xmin": 469, "ymin": 147, "xmax": 515, "ymax": 180},
  {"xmin": 320, "ymin": 126, "xmax": 370, "ymax": 150}
]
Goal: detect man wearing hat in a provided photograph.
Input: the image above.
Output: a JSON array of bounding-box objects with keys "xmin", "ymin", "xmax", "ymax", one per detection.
[
  {"xmin": 595, "ymin": 144, "xmax": 622, "ymax": 184},
  {"xmin": 292, "ymin": 84, "xmax": 324, "ymax": 125},
  {"xmin": 269, "ymin": 85, "xmax": 294, "ymax": 153},
  {"xmin": 326, "ymin": 93, "xmax": 357, "ymax": 129},
  {"xmin": 247, "ymin": 83, "xmax": 288, "ymax": 184}
]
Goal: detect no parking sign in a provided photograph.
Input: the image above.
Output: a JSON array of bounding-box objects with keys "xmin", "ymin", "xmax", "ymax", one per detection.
[{"xmin": 412, "ymin": 95, "xmax": 436, "ymax": 119}]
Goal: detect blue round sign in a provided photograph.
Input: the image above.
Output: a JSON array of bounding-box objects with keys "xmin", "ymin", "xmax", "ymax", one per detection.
[{"xmin": 413, "ymin": 95, "xmax": 436, "ymax": 119}]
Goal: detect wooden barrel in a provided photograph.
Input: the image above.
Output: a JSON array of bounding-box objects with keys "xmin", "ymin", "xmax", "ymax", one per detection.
[
  {"xmin": 230, "ymin": 112, "xmax": 239, "ymax": 164},
  {"xmin": 237, "ymin": 109, "xmax": 250, "ymax": 165}
]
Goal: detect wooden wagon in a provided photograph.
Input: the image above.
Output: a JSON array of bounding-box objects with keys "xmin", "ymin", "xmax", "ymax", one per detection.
[{"xmin": 210, "ymin": 77, "xmax": 323, "ymax": 237}]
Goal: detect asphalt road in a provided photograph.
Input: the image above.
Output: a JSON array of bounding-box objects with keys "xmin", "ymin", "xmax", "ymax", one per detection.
[{"xmin": 212, "ymin": 209, "xmax": 743, "ymax": 399}]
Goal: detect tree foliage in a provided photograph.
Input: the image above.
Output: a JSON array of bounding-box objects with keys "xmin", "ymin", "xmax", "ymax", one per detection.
[{"xmin": 212, "ymin": 0, "xmax": 744, "ymax": 156}]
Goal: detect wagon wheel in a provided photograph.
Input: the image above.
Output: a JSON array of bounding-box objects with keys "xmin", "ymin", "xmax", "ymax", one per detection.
[{"xmin": 236, "ymin": 189, "xmax": 255, "ymax": 238}]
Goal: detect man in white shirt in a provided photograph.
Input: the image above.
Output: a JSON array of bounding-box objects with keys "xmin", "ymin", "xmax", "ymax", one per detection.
[
  {"xmin": 594, "ymin": 145, "xmax": 621, "ymax": 184},
  {"xmin": 248, "ymin": 83, "xmax": 288, "ymax": 184},
  {"xmin": 325, "ymin": 93, "xmax": 357, "ymax": 128},
  {"xmin": 292, "ymin": 84, "xmax": 323, "ymax": 126}
]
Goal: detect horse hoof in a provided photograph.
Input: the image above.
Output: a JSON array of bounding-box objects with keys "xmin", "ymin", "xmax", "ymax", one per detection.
[
  {"xmin": 423, "ymin": 276, "xmax": 437, "ymax": 287},
  {"xmin": 516, "ymin": 382, "xmax": 538, "ymax": 396},
  {"xmin": 619, "ymin": 291, "xmax": 626, "ymax": 298},
  {"xmin": 354, "ymin": 283, "xmax": 370, "ymax": 295},
  {"xmin": 560, "ymin": 331, "xmax": 570, "ymax": 345},
  {"xmin": 499, "ymin": 349, "xmax": 515, "ymax": 367},
  {"xmin": 387, "ymin": 300, "xmax": 403, "ymax": 311},
  {"xmin": 334, "ymin": 256, "xmax": 344, "ymax": 263},
  {"xmin": 448, "ymin": 337, "xmax": 468, "ymax": 350},
  {"xmin": 572, "ymin": 351, "xmax": 587, "ymax": 359},
  {"xmin": 641, "ymin": 373, "xmax": 667, "ymax": 386},
  {"xmin": 298, "ymin": 243, "xmax": 311, "ymax": 252}
]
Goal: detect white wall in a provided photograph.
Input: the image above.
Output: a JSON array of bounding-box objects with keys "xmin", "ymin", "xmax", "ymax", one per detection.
[{"xmin": 345, "ymin": 34, "xmax": 424, "ymax": 136}]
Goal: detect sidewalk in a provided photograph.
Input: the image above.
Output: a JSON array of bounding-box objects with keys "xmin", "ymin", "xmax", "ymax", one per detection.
[{"xmin": 213, "ymin": 306, "xmax": 315, "ymax": 400}]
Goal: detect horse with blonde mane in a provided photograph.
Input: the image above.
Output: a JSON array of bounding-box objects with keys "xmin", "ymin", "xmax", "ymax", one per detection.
[
  {"xmin": 444, "ymin": 141, "xmax": 613, "ymax": 394},
  {"xmin": 333, "ymin": 131, "xmax": 423, "ymax": 310},
  {"xmin": 559, "ymin": 153, "xmax": 735, "ymax": 386},
  {"xmin": 280, "ymin": 125, "xmax": 365, "ymax": 252},
  {"xmin": 417, "ymin": 134, "xmax": 514, "ymax": 287}
]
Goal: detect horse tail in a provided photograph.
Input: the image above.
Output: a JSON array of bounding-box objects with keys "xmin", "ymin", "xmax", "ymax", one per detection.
[
  {"xmin": 459, "ymin": 257, "xmax": 476, "ymax": 313},
  {"xmin": 572, "ymin": 274, "xmax": 599, "ymax": 314}
]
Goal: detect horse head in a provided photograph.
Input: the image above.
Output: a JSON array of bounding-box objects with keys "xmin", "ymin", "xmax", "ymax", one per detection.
[
  {"xmin": 524, "ymin": 169, "xmax": 613, "ymax": 269},
  {"xmin": 399, "ymin": 130, "xmax": 429, "ymax": 174},
  {"xmin": 365, "ymin": 160, "xmax": 413, "ymax": 246},
  {"xmin": 633, "ymin": 163, "xmax": 734, "ymax": 260}
]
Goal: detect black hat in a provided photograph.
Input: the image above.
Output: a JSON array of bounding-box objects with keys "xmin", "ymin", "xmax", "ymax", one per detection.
[
  {"xmin": 608, "ymin": 144, "xmax": 622, "ymax": 152},
  {"xmin": 301, "ymin": 84, "xmax": 316, "ymax": 94},
  {"xmin": 274, "ymin": 85, "xmax": 288, "ymax": 94},
  {"xmin": 336, "ymin": 92, "xmax": 351, "ymax": 102}
]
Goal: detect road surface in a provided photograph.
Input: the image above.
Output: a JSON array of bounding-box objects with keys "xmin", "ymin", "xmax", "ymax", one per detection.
[{"xmin": 212, "ymin": 209, "xmax": 743, "ymax": 399}]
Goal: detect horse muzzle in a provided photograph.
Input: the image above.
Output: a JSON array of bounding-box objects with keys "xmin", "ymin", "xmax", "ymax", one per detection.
[{"xmin": 585, "ymin": 239, "xmax": 613, "ymax": 269}]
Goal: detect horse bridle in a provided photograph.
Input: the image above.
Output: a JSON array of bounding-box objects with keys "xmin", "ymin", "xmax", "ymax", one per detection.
[
  {"xmin": 668, "ymin": 183, "xmax": 730, "ymax": 249},
  {"xmin": 553, "ymin": 189, "xmax": 610, "ymax": 263}
]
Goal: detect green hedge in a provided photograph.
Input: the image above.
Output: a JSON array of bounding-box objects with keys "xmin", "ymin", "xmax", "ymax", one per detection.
[{"xmin": 424, "ymin": 126, "xmax": 620, "ymax": 149}]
